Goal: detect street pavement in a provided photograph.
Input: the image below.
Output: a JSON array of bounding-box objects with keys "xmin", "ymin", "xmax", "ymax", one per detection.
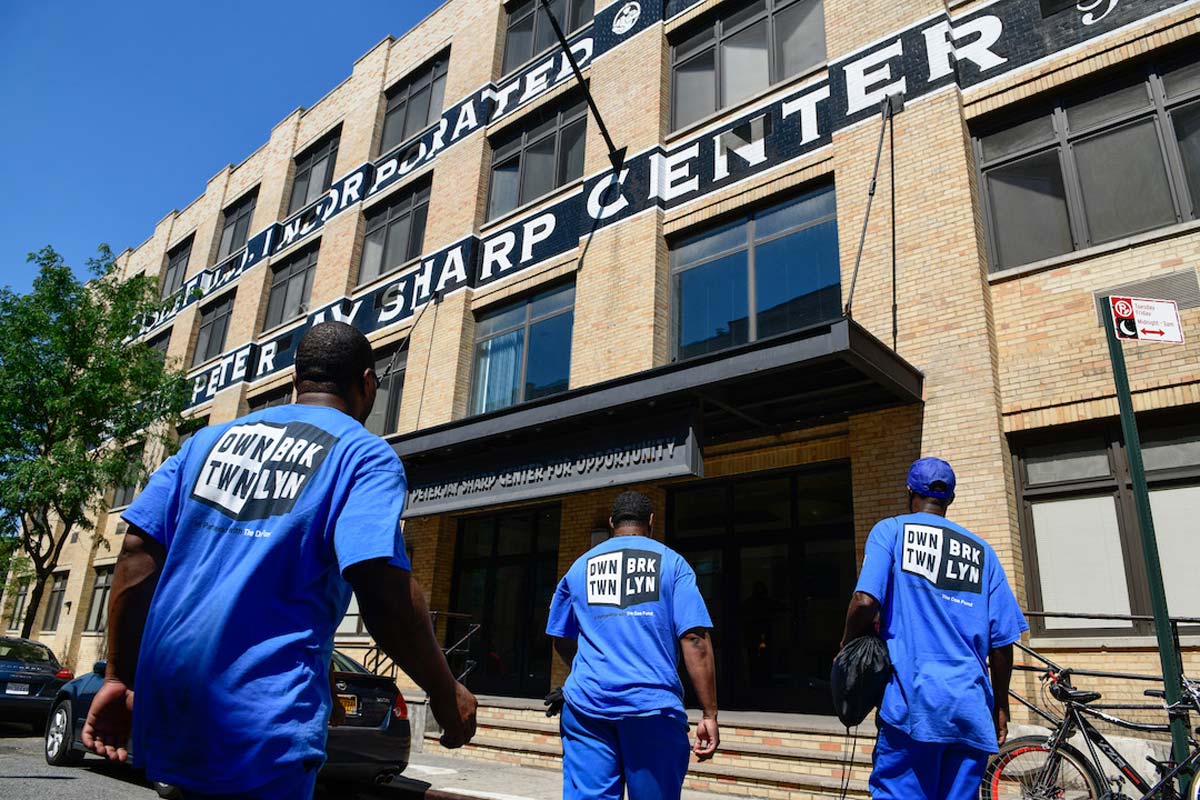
[{"xmin": 0, "ymin": 722, "xmax": 727, "ymax": 800}]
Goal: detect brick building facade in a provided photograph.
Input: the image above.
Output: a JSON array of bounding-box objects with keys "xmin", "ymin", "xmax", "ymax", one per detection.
[{"xmin": 6, "ymin": 0, "xmax": 1200, "ymax": 737}]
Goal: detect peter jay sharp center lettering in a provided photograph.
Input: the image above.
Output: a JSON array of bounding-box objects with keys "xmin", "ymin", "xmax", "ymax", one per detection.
[{"xmin": 161, "ymin": 0, "xmax": 1180, "ymax": 409}]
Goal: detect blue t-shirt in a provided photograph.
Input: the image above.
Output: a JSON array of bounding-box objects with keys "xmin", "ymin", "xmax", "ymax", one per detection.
[
  {"xmin": 545, "ymin": 536, "xmax": 712, "ymax": 719},
  {"xmin": 855, "ymin": 512, "xmax": 1028, "ymax": 753},
  {"xmin": 121, "ymin": 404, "xmax": 409, "ymax": 793}
]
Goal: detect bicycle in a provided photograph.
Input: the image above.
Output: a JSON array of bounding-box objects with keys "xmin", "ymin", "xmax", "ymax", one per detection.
[{"xmin": 982, "ymin": 664, "xmax": 1200, "ymax": 799}]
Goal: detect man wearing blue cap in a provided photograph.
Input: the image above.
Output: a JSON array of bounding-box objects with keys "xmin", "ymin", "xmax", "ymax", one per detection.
[{"xmin": 840, "ymin": 457, "xmax": 1028, "ymax": 800}]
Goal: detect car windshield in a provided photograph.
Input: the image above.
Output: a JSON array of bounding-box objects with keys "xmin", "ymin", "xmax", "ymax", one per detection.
[
  {"xmin": 0, "ymin": 639, "xmax": 54, "ymax": 664},
  {"xmin": 331, "ymin": 649, "xmax": 371, "ymax": 674}
]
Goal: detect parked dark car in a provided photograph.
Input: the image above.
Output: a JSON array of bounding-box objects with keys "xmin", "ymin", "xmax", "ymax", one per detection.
[
  {"xmin": 0, "ymin": 636, "xmax": 73, "ymax": 729},
  {"xmin": 44, "ymin": 648, "xmax": 411, "ymax": 786}
]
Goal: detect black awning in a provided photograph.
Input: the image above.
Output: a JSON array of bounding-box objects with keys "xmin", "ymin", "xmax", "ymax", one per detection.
[{"xmin": 392, "ymin": 318, "xmax": 921, "ymax": 468}]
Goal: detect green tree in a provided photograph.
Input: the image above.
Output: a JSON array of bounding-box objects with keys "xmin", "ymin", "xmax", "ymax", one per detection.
[{"xmin": 0, "ymin": 246, "xmax": 191, "ymax": 638}]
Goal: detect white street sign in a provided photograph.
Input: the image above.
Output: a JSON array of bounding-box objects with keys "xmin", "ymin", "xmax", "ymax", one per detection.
[{"xmin": 1110, "ymin": 296, "xmax": 1185, "ymax": 344}]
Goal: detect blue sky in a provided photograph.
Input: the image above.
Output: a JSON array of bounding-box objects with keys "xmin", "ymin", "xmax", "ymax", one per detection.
[{"xmin": 0, "ymin": 0, "xmax": 443, "ymax": 294}]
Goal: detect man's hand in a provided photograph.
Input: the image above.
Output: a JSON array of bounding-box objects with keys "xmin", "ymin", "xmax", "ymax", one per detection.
[
  {"xmin": 431, "ymin": 681, "xmax": 477, "ymax": 748},
  {"xmin": 693, "ymin": 715, "xmax": 719, "ymax": 761},
  {"xmin": 994, "ymin": 704, "xmax": 1010, "ymax": 747},
  {"xmin": 543, "ymin": 687, "xmax": 565, "ymax": 717},
  {"xmin": 82, "ymin": 678, "xmax": 134, "ymax": 762}
]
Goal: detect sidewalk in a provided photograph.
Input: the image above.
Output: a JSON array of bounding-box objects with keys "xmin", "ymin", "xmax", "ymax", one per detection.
[{"xmin": 385, "ymin": 751, "xmax": 730, "ymax": 800}]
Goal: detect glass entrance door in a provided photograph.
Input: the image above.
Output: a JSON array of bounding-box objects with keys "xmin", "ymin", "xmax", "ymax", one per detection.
[
  {"xmin": 450, "ymin": 506, "xmax": 560, "ymax": 698},
  {"xmin": 669, "ymin": 465, "xmax": 855, "ymax": 713}
]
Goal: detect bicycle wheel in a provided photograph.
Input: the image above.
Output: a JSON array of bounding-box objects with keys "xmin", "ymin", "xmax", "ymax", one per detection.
[{"xmin": 982, "ymin": 736, "xmax": 1105, "ymax": 800}]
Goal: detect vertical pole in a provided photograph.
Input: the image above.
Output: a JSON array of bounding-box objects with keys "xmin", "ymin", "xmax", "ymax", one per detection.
[{"xmin": 1102, "ymin": 299, "xmax": 1191, "ymax": 791}]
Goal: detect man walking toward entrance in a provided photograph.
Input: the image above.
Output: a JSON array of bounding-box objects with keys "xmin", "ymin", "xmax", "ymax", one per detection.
[
  {"xmin": 841, "ymin": 457, "xmax": 1027, "ymax": 800},
  {"xmin": 546, "ymin": 490, "xmax": 718, "ymax": 799},
  {"xmin": 82, "ymin": 321, "xmax": 477, "ymax": 798}
]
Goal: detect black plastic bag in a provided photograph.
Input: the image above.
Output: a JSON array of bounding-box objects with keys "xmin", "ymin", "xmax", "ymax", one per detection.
[{"xmin": 830, "ymin": 634, "xmax": 892, "ymax": 727}]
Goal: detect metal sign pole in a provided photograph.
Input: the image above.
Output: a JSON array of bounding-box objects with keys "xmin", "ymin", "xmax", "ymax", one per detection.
[{"xmin": 1101, "ymin": 298, "xmax": 1191, "ymax": 791}]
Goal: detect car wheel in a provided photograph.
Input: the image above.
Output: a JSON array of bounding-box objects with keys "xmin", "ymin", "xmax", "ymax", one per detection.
[{"xmin": 45, "ymin": 699, "xmax": 84, "ymax": 766}]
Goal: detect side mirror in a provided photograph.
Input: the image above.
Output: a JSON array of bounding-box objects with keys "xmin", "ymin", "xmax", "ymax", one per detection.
[{"xmin": 92, "ymin": 661, "xmax": 106, "ymax": 677}]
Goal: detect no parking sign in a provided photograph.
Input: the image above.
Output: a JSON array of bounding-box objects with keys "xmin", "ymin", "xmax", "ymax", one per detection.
[{"xmin": 1108, "ymin": 296, "xmax": 1184, "ymax": 344}]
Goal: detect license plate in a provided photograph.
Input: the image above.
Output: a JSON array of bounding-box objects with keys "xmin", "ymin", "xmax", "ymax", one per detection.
[
  {"xmin": 5, "ymin": 683, "xmax": 30, "ymax": 696},
  {"xmin": 338, "ymin": 694, "xmax": 359, "ymax": 716}
]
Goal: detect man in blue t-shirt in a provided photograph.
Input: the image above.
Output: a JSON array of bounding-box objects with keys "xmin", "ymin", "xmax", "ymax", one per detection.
[
  {"xmin": 81, "ymin": 322, "xmax": 477, "ymax": 799},
  {"xmin": 546, "ymin": 491, "xmax": 718, "ymax": 800},
  {"xmin": 841, "ymin": 457, "xmax": 1028, "ymax": 800}
]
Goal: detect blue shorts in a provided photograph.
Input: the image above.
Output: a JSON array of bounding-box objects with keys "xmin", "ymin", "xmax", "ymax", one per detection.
[
  {"xmin": 870, "ymin": 721, "xmax": 989, "ymax": 800},
  {"xmin": 560, "ymin": 702, "xmax": 691, "ymax": 800},
  {"xmin": 177, "ymin": 762, "xmax": 319, "ymax": 800}
]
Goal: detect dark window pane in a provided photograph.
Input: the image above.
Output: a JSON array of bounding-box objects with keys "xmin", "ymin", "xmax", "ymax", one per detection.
[
  {"xmin": 674, "ymin": 485, "xmax": 729, "ymax": 537},
  {"xmin": 473, "ymin": 329, "xmax": 525, "ymax": 413},
  {"xmin": 1142, "ymin": 423, "xmax": 1200, "ymax": 471},
  {"xmin": 755, "ymin": 219, "xmax": 840, "ymax": 338},
  {"xmin": 404, "ymin": 85, "xmax": 433, "ymax": 139},
  {"xmin": 498, "ymin": 515, "xmax": 535, "ymax": 556},
  {"xmin": 725, "ymin": 0, "xmax": 767, "ymax": 30},
  {"xmin": 289, "ymin": 171, "xmax": 310, "ymax": 213},
  {"xmin": 774, "ymin": 0, "xmax": 825, "ymax": 80},
  {"xmin": 429, "ymin": 73, "xmax": 447, "ymax": 124},
  {"xmin": 521, "ymin": 134, "xmax": 557, "ymax": 203},
  {"xmin": 1066, "ymin": 82, "xmax": 1150, "ymax": 131},
  {"xmin": 383, "ymin": 213, "xmax": 413, "ymax": 275},
  {"xmin": 558, "ymin": 118, "xmax": 587, "ymax": 185},
  {"xmin": 535, "ymin": 0, "xmax": 566, "ymax": 55},
  {"xmin": 407, "ymin": 201, "xmax": 429, "ymax": 261},
  {"xmin": 504, "ymin": 10, "xmax": 535, "ymax": 74},
  {"xmin": 1173, "ymin": 100, "xmax": 1200, "ymax": 216},
  {"xmin": 360, "ymin": 227, "xmax": 386, "ymax": 284},
  {"xmin": 308, "ymin": 155, "xmax": 332, "ymax": 203},
  {"xmin": 460, "ymin": 518, "xmax": 495, "ymax": 558},
  {"xmin": 380, "ymin": 106, "xmax": 406, "ymax": 154},
  {"xmin": 675, "ymin": 218, "xmax": 747, "ymax": 266},
  {"xmin": 477, "ymin": 303, "xmax": 527, "ymax": 338},
  {"xmin": 985, "ymin": 150, "xmax": 1073, "ymax": 268},
  {"xmin": 677, "ymin": 251, "xmax": 750, "ymax": 359},
  {"xmin": 525, "ymin": 311, "xmax": 573, "ymax": 401},
  {"xmin": 1164, "ymin": 62, "xmax": 1200, "ymax": 100},
  {"xmin": 980, "ymin": 115, "xmax": 1055, "ymax": 161},
  {"xmin": 1024, "ymin": 437, "xmax": 1110, "ymax": 484},
  {"xmin": 734, "ymin": 477, "xmax": 791, "ymax": 532},
  {"xmin": 365, "ymin": 350, "xmax": 406, "ymax": 436},
  {"xmin": 490, "ymin": 157, "xmax": 521, "ymax": 219},
  {"xmin": 572, "ymin": 0, "xmax": 594, "ymax": 28},
  {"xmin": 720, "ymin": 19, "xmax": 769, "ymax": 107},
  {"xmin": 674, "ymin": 49, "xmax": 716, "ymax": 129},
  {"xmin": 530, "ymin": 283, "xmax": 575, "ymax": 318},
  {"xmin": 1074, "ymin": 120, "xmax": 1176, "ymax": 244},
  {"xmin": 755, "ymin": 184, "xmax": 836, "ymax": 240}
]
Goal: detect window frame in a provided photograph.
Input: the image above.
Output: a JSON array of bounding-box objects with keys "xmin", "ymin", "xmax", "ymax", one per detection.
[
  {"xmin": 147, "ymin": 329, "xmax": 171, "ymax": 361},
  {"xmin": 669, "ymin": 183, "xmax": 839, "ymax": 362},
  {"xmin": 470, "ymin": 282, "xmax": 575, "ymax": 415},
  {"xmin": 669, "ymin": 0, "xmax": 826, "ymax": 131},
  {"xmin": 248, "ymin": 386, "xmax": 293, "ymax": 412},
  {"xmin": 487, "ymin": 96, "xmax": 588, "ymax": 220},
  {"xmin": 161, "ymin": 236, "xmax": 193, "ymax": 298},
  {"xmin": 289, "ymin": 129, "xmax": 342, "ymax": 214},
  {"xmin": 380, "ymin": 51, "xmax": 451, "ymax": 155},
  {"xmin": 7, "ymin": 580, "xmax": 29, "ymax": 631},
  {"xmin": 85, "ymin": 567, "xmax": 114, "ymax": 633},
  {"xmin": 502, "ymin": 0, "xmax": 594, "ymax": 77},
  {"xmin": 1013, "ymin": 412, "xmax": 1200, "ymax": 638},
  {"xmin": 193, "ymin": 291, "xmax": 236, "ymax": 367},
  {"xmin": 41, "ymin": 572, "xmax": 68, "ymax": 632},
  {"xmin": 974, "ymin": 57, "xmax": 1200, "ymax": 272},
  {"xmin": 264, "ymin": 247, "xmax": 319, "ymax": 331},
  {"xmin": 110, "ymin": 445, "xmax": 143, "ymax": 509},
  {"xmin": 358, "ymin": 181, "xmax": 432, "ymax": 286},
  {"xmin": 218, "ymin": 188, "xmax": 259, "ymax": 261},
  {"xmin": 365, "ymin": 348, "xmax": 408, "ymax": 436}
]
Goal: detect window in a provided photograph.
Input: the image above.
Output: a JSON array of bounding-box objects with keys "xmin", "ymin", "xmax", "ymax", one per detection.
[
  {"xmin": 161, "ymin": 237, "xmax": 192, "ymax": 298},
  {"xmin": 42, "ymin": 572, "xmax": 68, "ymax": 632},
  {"xmin": 111, "ymin": 446, "xmax": 143, "ymax": 509},
  {"xmin": 671, "ymin": 184, "xmax": 839, "ymax": 360},
  {"xmin": 193, "ymin": 291, "xmax": 236, "ymax": 367},
  {"xmin": 1014, "ymin": 414, "xmax": 1200, "ymax": 636},
  {"xmin": 248, "ymin": 386, "xmax": 293, "ymax": 412},
  {"xmin": 85, "ymin": 567, "xmax": 114, "ymax": 633},
  {"xmin": 359, "ymin": 182, "xmax": 431, "ymax": 285},
  {"xmin": 365, "ymin": 348, "xmax": 407, "ymax": 436},
  {"xmin": 176, "ymin": 416, "xmax": 207, "ymax": 448},
  {"xmin": 488, "ymin": 96, "xmax": 587, "ymax": 219},
  {"xmin": 264, "ymin": 247, "xmax": 318, "ymax": 330},
  {"xmin": 503, "ymin": 0, "xmax": 594, "ymax": 75},
  {"xmin": 289, "ymin": 129, "xmax": 341, "ymax": 213},
  {"xmin": 7, "ymin": 581, "xmax": 28, "ymax": 630},
  {"xmin": 471, "ymin": 283, "xmax": 574, "ymax": 414},
  {"xmin": 976, "ymin": 57, "xmax": 1200, "ymax": 271},
  {"xmin": 218, "ymin": 188, "xmax": 259, "ymax": 261},
  {"xmin": 147, "ymin": 329, "xmax": 171, "ymax": 361},
  {"xmin": 381, "ymin": 53, "xmax": 450, "ymax": 154},
  {"xmin": 671, "ymin": 0, "xmax": 825, "ymax": 130}
]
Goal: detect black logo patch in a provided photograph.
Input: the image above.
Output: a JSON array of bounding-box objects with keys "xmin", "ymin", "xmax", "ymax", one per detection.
[
  {"xmin": 900, "ymin": 523, "xmax": 985, "ymax": 594},
  {"xmin": 190, "ymin": 421, "xmax": 338, "ymax": 521},
  {"xmin": 586, "ymin": 549, "xmax": 661, "ymax": 608}
]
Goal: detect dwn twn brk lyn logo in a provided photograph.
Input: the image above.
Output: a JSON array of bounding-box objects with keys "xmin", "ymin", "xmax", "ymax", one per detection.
[{"xmin": 586, "ymin": 549, "xmax": 661, "ymax": 608}]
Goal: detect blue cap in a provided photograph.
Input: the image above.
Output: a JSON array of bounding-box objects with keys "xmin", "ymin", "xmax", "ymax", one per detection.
[{"xmin": 907, "ymin": 457, "xmax": 956, "ymax": 499}]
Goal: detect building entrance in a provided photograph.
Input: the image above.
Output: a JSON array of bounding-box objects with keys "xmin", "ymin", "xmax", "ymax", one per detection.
[
  {"xmin": 449, "ymin": 505, "xmax": 560, "ymax": 698},
  {"xmin": 668, "ymin": 464, "xmax": 856, "ymax": 714}
]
